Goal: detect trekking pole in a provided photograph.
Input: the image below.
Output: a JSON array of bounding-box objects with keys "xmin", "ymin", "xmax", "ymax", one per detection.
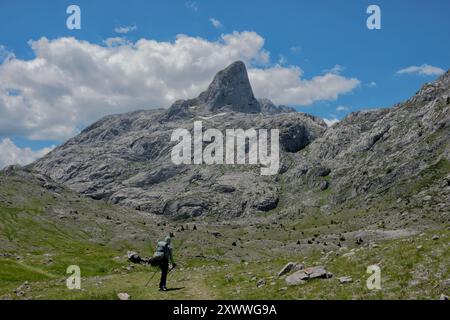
[
  {"xmin": 167, "ymin": 264, "xmax": 178, "ymax": 279},
  {"xmin": 168, "ymin": 265, "xmax": 175, "ymax": 274},
  {"xmin": 145, "ymin": 268, "xmax": 158, "ymax": 287}
]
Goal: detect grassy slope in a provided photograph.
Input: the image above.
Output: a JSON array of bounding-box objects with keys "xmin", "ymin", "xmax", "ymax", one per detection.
[
  {"xmin": 0, "ymin": 168, "xmax": 161, "ymax": 297},
  {"xmin": 0, "ymin": 168, "xmax": 449, "ymax": 300},
  {"xmin": 1, "ymin": 228, "xmax": 448, "ymax": 300}
]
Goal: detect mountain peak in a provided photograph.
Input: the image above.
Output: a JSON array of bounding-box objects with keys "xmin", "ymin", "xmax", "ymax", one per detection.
[{"xmin": 197, "ymin": 61, "xmax": 261, "ymax": 113}]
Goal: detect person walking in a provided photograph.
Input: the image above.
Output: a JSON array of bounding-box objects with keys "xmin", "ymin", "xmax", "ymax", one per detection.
[{"xmin": 157, "ymin": 235, "xmax": 176, "ymax": 291}]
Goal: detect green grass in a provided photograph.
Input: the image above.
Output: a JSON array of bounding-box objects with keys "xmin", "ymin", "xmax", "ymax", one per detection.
[
  {"xmin": 1, "ymin": 228, "xmax": 447, "ymax": 300},
  {"xmin": 1, "ymin": 168, "xmax": 449, "ymax": 300}
]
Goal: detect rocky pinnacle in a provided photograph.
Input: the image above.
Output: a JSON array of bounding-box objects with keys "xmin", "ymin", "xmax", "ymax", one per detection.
[{"xmin": 197, "ymin": 61, "xmax": 261, "ymax": 113}]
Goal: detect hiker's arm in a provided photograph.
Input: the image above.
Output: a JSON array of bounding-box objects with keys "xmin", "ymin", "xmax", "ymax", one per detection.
[{"xmin": 169, "ymin": 247, "xmax": 175, "ymax": 265}]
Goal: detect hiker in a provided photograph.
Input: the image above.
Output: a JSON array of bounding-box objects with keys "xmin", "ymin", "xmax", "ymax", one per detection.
[{"xmin": 154, "ymin": 235, "xmax": 176, "ymax": 291}]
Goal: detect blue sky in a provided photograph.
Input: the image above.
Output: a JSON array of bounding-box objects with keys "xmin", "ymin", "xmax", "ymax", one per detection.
[{"xmin": 0, "ymin": 0, "xmax": 449, "ymax": 166}]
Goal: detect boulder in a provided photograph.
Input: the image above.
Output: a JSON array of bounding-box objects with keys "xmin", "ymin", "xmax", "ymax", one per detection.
[
  {"xmin": 338, "ymin": 276, "xmax": 353, "ymax": 284},
  {"xmin": 303, "ymin": 266, "xmax": 332, "ymax": 279},
  {"xmin": 256, "ymin": 279, "xmax": 266, "ymax": 288},
  {"xmin": 342, "ymin": 251, "xmax": 355, "ymax": 258},
  {"xmin": 277, "ymin": 262, "xmax": 304, "ymax": 277},
  {"xmin": 117, "ymin": 292, "xmax": 130, "ymax": 300},
  {"xmin": 285, "ymin": 266, "xmax": 332, "ymax": 285},
  {"xmin": 285, "ymin": 271, "xmax": 309, "ymax": 286}
]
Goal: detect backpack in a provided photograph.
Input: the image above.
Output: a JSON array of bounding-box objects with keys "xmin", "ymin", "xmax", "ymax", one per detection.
[{"xmin": 148, "ymin": 240, "xmax": 168, "ymax": 266}]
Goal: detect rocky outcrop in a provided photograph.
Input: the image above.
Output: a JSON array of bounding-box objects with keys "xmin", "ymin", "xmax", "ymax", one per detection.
[
  {"xmin": 198, "ymin": 61, "xmax": 261, "ymax": 113},
  {"xmin": 259, "ymin": 98, "xmax": 296, "ymax": 115},
  {"xmin": 285, "ymin": 266, "xmax": 332, "ymax": 286},
  {"xmin": 277, "ymin": 262, "xmax": 304, "ymax": 277},
  {"xmin": 284, "ymin": 70, "xmax": 450, "ymax": 217}
]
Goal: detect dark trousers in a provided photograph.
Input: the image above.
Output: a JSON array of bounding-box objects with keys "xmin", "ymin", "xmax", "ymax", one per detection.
[{"xmin": 159, "ymin": 259, "xmax": 169, "ymax": 288}]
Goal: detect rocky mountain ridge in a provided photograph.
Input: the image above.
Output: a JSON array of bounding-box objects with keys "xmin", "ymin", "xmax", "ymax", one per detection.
[{"xmin": 31, "ymin": 63, "xmax": 450, "ymax": 222}]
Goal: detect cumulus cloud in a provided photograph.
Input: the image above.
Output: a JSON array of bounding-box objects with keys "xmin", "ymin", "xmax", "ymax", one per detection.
[
  {"xmin": 114, "ymin": 24, "xmax": 137, "ymax": 34},
  {"xmin": 0, "ymin": 45, "xmax": 15, "ymax": 63},
  {"xmin": 249, "ymin": 65, "xmax": 359, "ymax": 106},
  {"xmin": 323, "ymin": 118, "xmax": 339, "ymax": 127},
  {"xmin": 0, "ymin": 31, "xmax": 359, "ymax": 141},
  {"xmin": 396, "ymin": 64, "xmax": 445, "ymax": 76},
  {"xmin": 0, "ymin": 138, "xmax": 54, "ymax": 169},
  {"xmin": 209, "ymin": 18, "xmax": 222, "ymax": 28}
]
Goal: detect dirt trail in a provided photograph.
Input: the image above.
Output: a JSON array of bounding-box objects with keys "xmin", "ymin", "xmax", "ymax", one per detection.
[
  {"xmin": 185, "ymin": 277, "xmax": 218, "ymax": 299},
  {"xmin": 14, "ymin": 260, "xmax": 59, "ymax": 279},
  {"xmin": 169, "ymin": 267, "xmax": 218, "ymax": 299}
]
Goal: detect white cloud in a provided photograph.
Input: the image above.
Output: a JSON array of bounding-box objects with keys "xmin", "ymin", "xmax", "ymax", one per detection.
[
  {"xmin": 114, "ymin": 24, "xmax": 137, "ymax": 34},
  {"xmin": 0, "ymin": 32, "xmax": 359, "ymax": 141},
  {"xmin": 249, "ymin": 65, "xmax": 359, "ymax": 106},
  {"xmin": 0, "ymin": 138, "xmax": 54, "ymax": 169},
  {"xmin": 396, "ymin": 64, "xmax": 445, "ymax": 76},
  {"xmin": 278, "ymin": 54, "xmax": 287, "ymax": 65},
  {"xmin": 368, "ymin": 81, "xmax": 377, "ymax": 88},
  {"xmin": 185, "ymin": 1, "xmax": 198, "ymax": 12},
  {"xmin": 323, "ymin": 118, "xmax": 339, "ymax": 127},
  {"xmin": 209, "ymin": 18, "xmax": 222, "ymax": 28},
  {"xmin": 336, "ymin": 105, "xmax": 349, "ymax": 112},
  {"xmin": 0, "ymin": 45, "xmax": 15, "ymax": 64},
  {"xmin": 324, "ymin": 64, "xmax": 345, "ymax": 74},
  {"xmin": 103, "ymin": 37, "xmax": 131, "ymax": 47}
]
